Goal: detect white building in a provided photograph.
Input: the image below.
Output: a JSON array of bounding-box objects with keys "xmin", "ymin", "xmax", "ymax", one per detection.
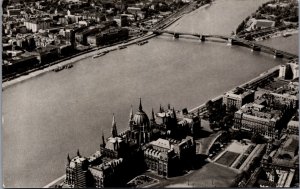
[
  {"xmin": 24, "ymin": 19, "xmax": 51, "ymax": 33},
  {"xmin": 279, "ymin": 63, "xmax": 299, "ymax": 80}
]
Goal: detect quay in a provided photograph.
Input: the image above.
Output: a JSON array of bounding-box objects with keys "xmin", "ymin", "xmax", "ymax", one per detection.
[
  {"xmin": 43, "ymin": 175, "xmax": 66, "ymax": 188},
  {"xmin": 189, "ymin": 64, "xmax": 281, "ymax": 115}
]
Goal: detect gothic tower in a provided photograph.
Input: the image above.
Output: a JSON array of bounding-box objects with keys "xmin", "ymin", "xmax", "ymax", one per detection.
[{"xmin": 112, "ymin": 114, "xmax": 118, "ymax": 138}]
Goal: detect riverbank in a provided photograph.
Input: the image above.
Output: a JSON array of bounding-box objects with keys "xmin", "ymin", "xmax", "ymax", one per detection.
[
  {"xmin": 189, "ymin": 64, "xmax": 281, "ymax": 115},
  {"xmin": 255, "ymin": 28, "xmax": 298, "ymax": 41},
  {"xmin": 235, "ymin": 0, "xmax": 298, "ymax": 41},
  {"xmin": 2, "ymin": 33, "xmax": 156, "ymax": 90},
  {"xmin": 4, "ymin": 0, "xmax": 288, "ymax": 187},
  {"xmin": 2, "ymin": 1, "xmax": 200, "ymax": 90}
]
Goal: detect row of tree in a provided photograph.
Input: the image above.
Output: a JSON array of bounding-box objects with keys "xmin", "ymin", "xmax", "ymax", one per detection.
[{"xmin": 205, "ymin": 100, "xmax": 237, "ymax": 131}]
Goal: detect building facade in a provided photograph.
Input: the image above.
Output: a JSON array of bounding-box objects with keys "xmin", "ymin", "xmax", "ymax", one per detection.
[
  {"xmin": 144, "ymin": 136, "xmax": 196, "ymax": 177},
  {"xmin": 233, "ymin": 103, "xmax": 282, "ymax": 139},
  {"xmin": 223, "ymin": 87, "xmax": 255, "ymax": 111},
  {"xmin": 87, "ymin": 28, "xmax": 128, "ymax": 46},
  {"xmin": 24, "ymin": 19, "xmax": 51, "ymax": 33}
]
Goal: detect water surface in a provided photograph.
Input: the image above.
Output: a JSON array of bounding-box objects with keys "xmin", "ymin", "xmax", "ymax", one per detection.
[{"xmin": 3, "ymin": 0, "xmax": 295, "ymax": 187}]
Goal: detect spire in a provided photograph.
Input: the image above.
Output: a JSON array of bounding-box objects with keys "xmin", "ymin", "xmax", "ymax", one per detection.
[
  {"xmin": 129, "ymin": 105, "xmax": 133, "ymax": 120},
  {"xmin": 116, "ymin": 139, "xmax": 119, "ymax": 150},
  {"xmin": 151, "ymin": 108, "xmax": 155, "ymax": 121},
  {"xmin": 112, "ymin": 113, "xmax": 116, "ymax": 126},
  {"xmin": 159, "ymin": 104, "xmax": 164, "ymax": 113},
  {"xmin": 77, "ymin": 149, "xmax": 81, "ymax": 157},
  {"xmin": 112, "ymin": 114, "xmax": 118, "ymax": 138},
  {"xmin": 172, "ymin": 107, "xmax": 177, "ymax": 120},
  {"xmin": 139, "ymin": 98, "xmax": 143, "ymax": 111},
  {"xmin": 102, "ymin": 130, "xmax": 106, "ymax": 147},
  {"xmin": 67, "ymin": 153, "xmax": 71, "ymax": 163}
]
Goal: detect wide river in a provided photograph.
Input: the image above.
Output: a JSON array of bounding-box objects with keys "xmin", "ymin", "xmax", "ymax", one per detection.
[{"xmin": 2, "ymin": 0, "xmax": 298, "ymax": 187}]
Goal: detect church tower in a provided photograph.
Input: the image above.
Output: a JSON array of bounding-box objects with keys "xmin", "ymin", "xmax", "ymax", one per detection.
[
  {"xmin": 150, "ymin": 108, "xmax": 156, "ymax": 126},
  {"xmin": 112, "ymin": 114, "xmax": 118, "ymax": 138},
  {"xmin": 101, "ymin": 130, "xmax": 106, "ymax": 148}
]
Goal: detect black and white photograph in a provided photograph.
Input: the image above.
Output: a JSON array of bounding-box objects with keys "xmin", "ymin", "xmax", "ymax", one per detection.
[{"xmin": 1, "ymin": 0, "xmax": 299, "ymax": 187}]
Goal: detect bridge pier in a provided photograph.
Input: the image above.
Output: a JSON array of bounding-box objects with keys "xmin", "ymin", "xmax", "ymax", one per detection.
[
  {"xmin": 153, "ymin": 31, "xmax": 160, "ymax": 35},
  {"xmin": 200, "ymin": 35, "xmax": 205, "ymax": 42},
  {"xmin": 173, "ymin": 33, "xmax": 179, "ymax": 39},
  {"xmin": 274, "ymin": 50, "xmax": 284, "ymax": 58},
  {"xmin": 251, "ymin": 45, "xmax": 261, "ymax": 52},
  {"xmin": 228, "ymin": 38, "xmax": 239, "ymax": 45}
]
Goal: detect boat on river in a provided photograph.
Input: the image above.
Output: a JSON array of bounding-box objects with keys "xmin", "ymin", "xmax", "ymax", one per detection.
[
  {"xmin": 118, "ymin": 45, "xmax": 127, "ymax": 50},
  {"xmin": 137, "ymin": 41, "xmax": 148, "ymax": 46},
  {"xmin": 53, "ymin": 64, "xmax": 73, "ymax": 72},
  {"xmin": 93, "ymin": 52, "xmax": 107, "ymax": 59},
  {"xmin": 283, "ymin": 33, "xmax": 292, "ymax": 37}
]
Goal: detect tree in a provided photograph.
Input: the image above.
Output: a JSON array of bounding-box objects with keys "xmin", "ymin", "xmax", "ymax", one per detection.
[{"xmin": 222, "ymin": 115, "xmax": 233, "ymax": 130}]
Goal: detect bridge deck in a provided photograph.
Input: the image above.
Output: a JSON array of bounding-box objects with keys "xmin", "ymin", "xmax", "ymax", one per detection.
[
  {"xmin": 142, "ymin": 29, "xmax": 298, "ymax": 59},
  {"xmin": 234, "ymin": 37, "xmax": 298, "ymax": 58}
]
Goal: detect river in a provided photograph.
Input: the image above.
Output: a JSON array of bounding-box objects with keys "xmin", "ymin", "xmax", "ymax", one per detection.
[{"xmin": 2, "ymin": 0, "xmax": 297, "ymax": 187}]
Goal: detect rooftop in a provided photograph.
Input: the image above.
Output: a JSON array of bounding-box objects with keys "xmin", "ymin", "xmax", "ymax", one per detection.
[
  {"xmin": 238, "ymin": 103, "xmax": 282, "ymax": 121},
  {"xmin": 260, "ymin": 78, "xmax": 289, "ymax": 92},
  {"xmin": 150, "ymin": 138, "xmax": 172, "ymax": 150},
  {"xmin": 225, "ymin": 87, "xmax": 254, "ymax": 98}
]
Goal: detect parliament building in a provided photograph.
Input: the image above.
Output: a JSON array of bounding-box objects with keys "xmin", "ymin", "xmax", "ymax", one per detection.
[{"xmin": 59, "ymin": 99, "xmax": 200, "ymax": 188}]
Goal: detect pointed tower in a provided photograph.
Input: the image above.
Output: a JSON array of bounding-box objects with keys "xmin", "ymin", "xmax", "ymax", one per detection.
[
  {"xmin": 101, "ymin": 130, "xmax": 106, "ymax": 147},
  {"xmin": 129, "ymin": 105, "xmax": 134, "ymax": 132},
  {"xmin": 150, "ymin": 107, "xmax": 156, "ymax": 129},
  {"xmin": 77, "ymin": 149, "xmax": 81, "ymax": 157},
  {"xmin": 112, "ymin": 114, "xmax": 118, "ymax": 138},
  {"xmin": 151, "ymin": 108, "xmax": 156, "ymax": 122},
  {"xmin": 129, "ymin": 105, "xmax": 134, "ymax": 121},
  {"xmin": 172, "ymin": 107, "xmax": 177, "ymax": 120},
  {"xmin": 67, "ymin": 153, "xmax": 71, "ymax": 165},
  {"xmin": 139, "ymin": 98, "xmax": 143, "ymax": 111},
  {"xmin": 159, "ymin": 104, "xmax": 163, "ymax": 113},
  {"xmin": 116, "ymin": 139, "xmax": 119, "ymax": 150}
]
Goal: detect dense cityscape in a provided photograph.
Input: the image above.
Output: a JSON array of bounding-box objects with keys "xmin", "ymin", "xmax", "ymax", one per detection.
[
  {"xmin": 2, "ymin": 0, "xmax": 207, "ymax": 81},
  {"xmin": 2, "ymin": 0, "xmax": 299, "ymax": 188}
]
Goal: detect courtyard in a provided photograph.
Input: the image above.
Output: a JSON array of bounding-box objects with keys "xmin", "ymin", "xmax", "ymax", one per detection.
[{"xmin": 212, "ymin": 140, "xmax": 256, "ymax": 170}]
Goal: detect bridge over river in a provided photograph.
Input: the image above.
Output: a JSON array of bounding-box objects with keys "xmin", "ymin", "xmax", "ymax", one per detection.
[{"xmin": 141, "ymin": 29, "xmax": 298, "ymax": 60}]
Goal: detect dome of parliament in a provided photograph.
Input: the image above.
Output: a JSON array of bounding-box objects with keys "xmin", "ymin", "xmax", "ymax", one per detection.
[
  {"xmin": 133, "ymin": 109, "xmax": 150, "ymax": 127},
  {"xmin": 132, "ymin": 99, "xmax": 150, "ymax": 128}
]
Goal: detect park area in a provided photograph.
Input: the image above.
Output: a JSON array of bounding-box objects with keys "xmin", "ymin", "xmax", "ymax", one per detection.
[{"xmin": 127, "ymin": 175, "xmax": 159, "ymax": 188}]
